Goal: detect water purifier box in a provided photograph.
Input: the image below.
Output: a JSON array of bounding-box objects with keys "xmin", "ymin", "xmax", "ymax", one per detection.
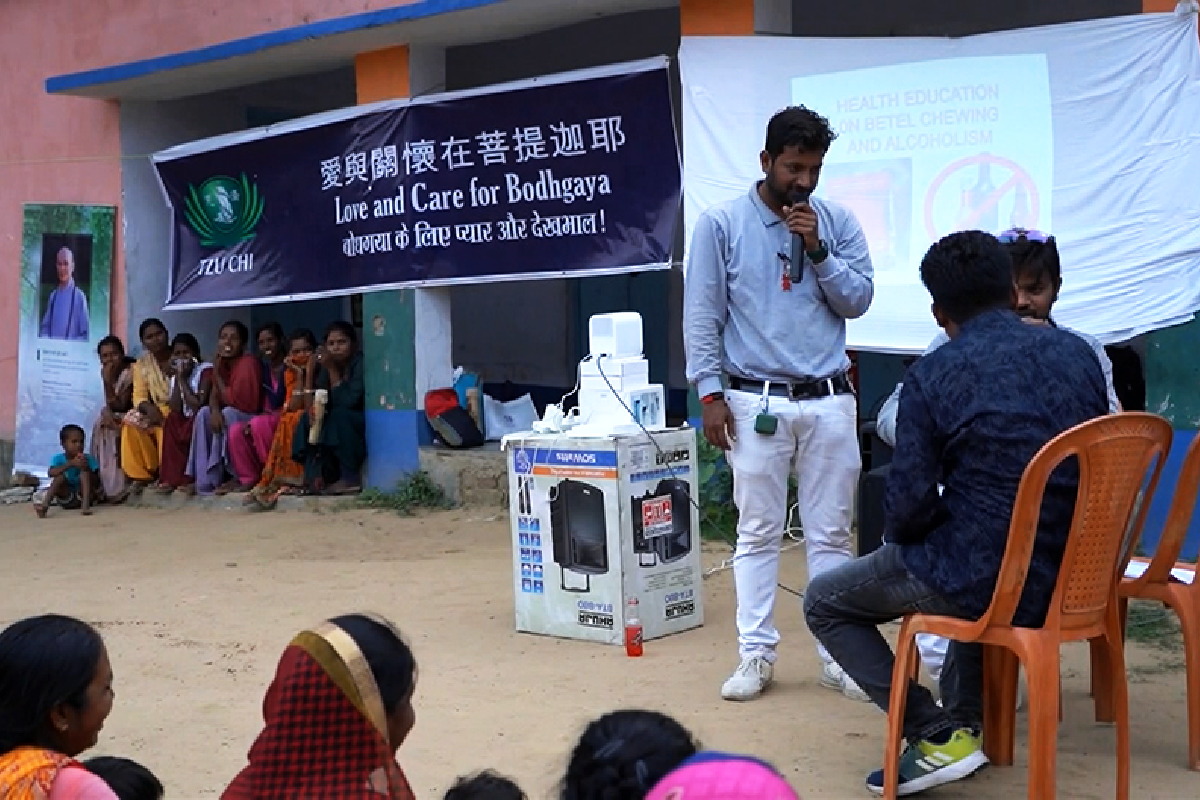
[
  {"xmin": 588, "ymin": 312, "xmax": 643, "ymax": 359},
  {"xmin": 506, "ymin": 429, "xmax": 704, "ymax": 645}
]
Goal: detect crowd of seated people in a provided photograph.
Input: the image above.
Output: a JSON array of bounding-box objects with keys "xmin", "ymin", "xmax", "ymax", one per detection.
[
  {"xmin": 34, "ymin": 317, "xmax": 367, "ymax": 518},
  {"xmin": 0, "ymin": 612, "xmax": 803, "ymax": 799}
]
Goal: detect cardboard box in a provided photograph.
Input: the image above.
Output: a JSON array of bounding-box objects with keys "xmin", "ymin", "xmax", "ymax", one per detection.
[{"xmin": 506, "ymin": 428, "xmax": 704, "ymax": 645}]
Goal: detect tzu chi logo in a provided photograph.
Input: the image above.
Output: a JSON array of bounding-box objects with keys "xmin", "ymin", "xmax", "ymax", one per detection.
[{"xmin": 183, "ymin": 174, "xmax": 265, "ymax": 248}]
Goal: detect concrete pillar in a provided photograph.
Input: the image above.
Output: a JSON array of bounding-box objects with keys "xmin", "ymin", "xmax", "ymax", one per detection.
[
  {"xmin": 680, "ymin": 0, "xmax": 789, "ymax": 424},
  {"xmin": 354, "ymin": 45, "xmax": 452, "ymax": 490}
]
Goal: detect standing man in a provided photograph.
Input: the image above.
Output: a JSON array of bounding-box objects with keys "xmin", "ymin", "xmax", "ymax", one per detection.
[
  {"xmin": 40, "ymin": 246, "xmax": 90, "ymax": 341},
  {"xmin": 684, "ymin": 106, "xmax": 874, "ymax": 702}
]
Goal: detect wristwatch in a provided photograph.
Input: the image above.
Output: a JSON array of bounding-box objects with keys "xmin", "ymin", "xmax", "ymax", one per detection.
[{"xmin": 806, "ymin": 239, "xmax": 829, "ymax": 264}]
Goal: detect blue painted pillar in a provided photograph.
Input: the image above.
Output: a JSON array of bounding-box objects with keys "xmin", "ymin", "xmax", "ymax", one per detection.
[{"xmin": 355, "ymin": 45, "xmax": 451, "ymax": 489}]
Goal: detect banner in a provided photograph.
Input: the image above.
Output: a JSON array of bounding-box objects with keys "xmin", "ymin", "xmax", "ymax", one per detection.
[
  {"xmin": 154, "ymin": 58, "xmax": 681, "ymax": 310},
  {"xmin": 680, "ymin": 11, "xmax": 1200, "ymax": 353},
  {"xmin": 15, "ymin": 204, "xmax": 115, "ymax": 476}
]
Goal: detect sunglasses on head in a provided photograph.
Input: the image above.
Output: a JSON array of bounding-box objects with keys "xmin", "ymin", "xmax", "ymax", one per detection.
[{"xmin": 997, "ymin": 228, "xmax": 1052, "ymax": 244}]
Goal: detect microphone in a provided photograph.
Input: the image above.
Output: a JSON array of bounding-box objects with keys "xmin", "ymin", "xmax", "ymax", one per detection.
[{"xmin": 788, "ymin": 188, "xmax": 811, "ymax": 283}]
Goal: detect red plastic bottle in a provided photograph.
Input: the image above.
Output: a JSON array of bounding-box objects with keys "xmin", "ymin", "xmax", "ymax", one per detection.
[{"xmin": 625, "ymin": 597, "xmax": 643, "ymax": 657}]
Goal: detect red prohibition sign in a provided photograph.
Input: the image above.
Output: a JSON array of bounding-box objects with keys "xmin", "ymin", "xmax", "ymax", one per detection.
[{"xmin": 924, "ymin": 153, "xmax": 1040, "ymax": 241}]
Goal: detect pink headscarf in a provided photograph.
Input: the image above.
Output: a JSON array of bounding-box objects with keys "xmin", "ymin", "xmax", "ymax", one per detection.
[{"xmin": 645, "ymin": 752, "xmax": 800, "ymax": 800}]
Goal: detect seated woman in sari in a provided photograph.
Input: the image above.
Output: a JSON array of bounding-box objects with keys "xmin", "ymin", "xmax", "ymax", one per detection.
[
  {"xmin": 293, "ymin": 321, "xmax": 366, "ymax": 495},
  {"xmin": 120, "ymin": 319, "xmax": 172, "ymax": 491},
  {"xmin": 156, "ymin": 334, "xmax": 213, "ymax": 495},
  {"xmin": 246, "ymin": 329, "xmax": 317, "ymax": 509},
  {"xmin": 0, "ymin": 614, "xmax": 120, "ymax": 800},
  {"xmin": 188, "ymin": 321, "xmax": 263, "ymax": 495},
  {"xmin": 225, "ymin": 323, "xmax": 287, "ymax": 494},
  {"xmin": 222, "ymin": 614, "xmax": 417, "ymax": 800},
  {"xmin": 91, "ymin": 336, "xmax": 135, "ymax": 502}
]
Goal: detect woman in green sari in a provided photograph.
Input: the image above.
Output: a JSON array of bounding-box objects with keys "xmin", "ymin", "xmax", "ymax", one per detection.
[{"xmin": 293, "ymin": 321, "xmax": 366, "ymax": 495}]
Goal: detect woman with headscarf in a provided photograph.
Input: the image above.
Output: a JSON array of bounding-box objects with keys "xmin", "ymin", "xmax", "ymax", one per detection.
[
  {"xmin": 91, "ymin": 336, "xmax": 135, "ymax": 502},
  {"xmin": 292, "ymin": 321, "xmax": 366, "ymax": 495},
  {"xmin": 644, "ymin": 752, "xmax": 800, "ymax": 800},
  {"xmin": 222, "ymin": 614, "xmax": 417, "ymax": 799},
  {"xmin": 224, "ymin": 322, "xmax": 288, "ymax": 494},
  {"xmin": 0, "ymin": 614, "xmax": 120, "ymax": 799},
  {"xmin": 120, "ymin": 319, "xmax": 172, "ymax": 491},
  {"xmin": 186, "ymin": 320, "xmax": 262, "ymax": 495},
  {"xmin": 245, "ymin": 329, "xmax": 318, "ymax": 510}
]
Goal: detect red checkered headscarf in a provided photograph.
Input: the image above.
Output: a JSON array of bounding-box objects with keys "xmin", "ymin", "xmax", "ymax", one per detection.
[{"xmin": 223, "ymin": 622, "xmax": 415, "ymax": 800}]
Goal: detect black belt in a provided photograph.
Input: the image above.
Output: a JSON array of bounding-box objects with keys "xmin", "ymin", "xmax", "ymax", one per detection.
[{"xmin": 728, "ymin": 374, "xmax": 854, "ymax": 401}]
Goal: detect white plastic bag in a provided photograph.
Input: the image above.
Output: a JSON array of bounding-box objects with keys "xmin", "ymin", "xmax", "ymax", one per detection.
[{"xmin": 482, "ymin": 393, "xmax": 539, "ymax": 441}]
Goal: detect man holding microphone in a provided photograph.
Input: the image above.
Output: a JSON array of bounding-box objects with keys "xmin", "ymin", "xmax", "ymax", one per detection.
[{"xmin": 684, "ymin": 106, "xmax": 875, "ymax": 701}]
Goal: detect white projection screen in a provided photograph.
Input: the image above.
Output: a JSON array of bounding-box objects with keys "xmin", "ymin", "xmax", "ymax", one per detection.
[{"xmin": 680, "ymin": 9, "xmax": 1200, "ymax": 353}]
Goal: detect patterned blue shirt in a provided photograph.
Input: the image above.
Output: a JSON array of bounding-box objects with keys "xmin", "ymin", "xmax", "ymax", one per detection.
[{"xmin": 886, "ymin": 309, "xmax": 1110, "ymax": 626}]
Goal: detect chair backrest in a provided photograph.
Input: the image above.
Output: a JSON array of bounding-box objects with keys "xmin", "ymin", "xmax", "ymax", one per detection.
[
  {"xmin": 984, "ymin": 413, "xmax": 1172, "ymax": 632},
  {"xmin": 1127, "ymin": 432, "xmax": 1200, "ymax": 589}
]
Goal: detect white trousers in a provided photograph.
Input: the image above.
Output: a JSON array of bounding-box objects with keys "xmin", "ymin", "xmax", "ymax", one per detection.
[
  {"xmin": 917, "ymin": 633, "xmax": 950, "ymax": 682},
  {"xmin": 726, "ymin": 389, "xmax": 861, "ymax": 663}
]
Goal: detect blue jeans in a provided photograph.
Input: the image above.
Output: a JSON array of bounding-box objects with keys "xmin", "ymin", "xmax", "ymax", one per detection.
[{"xmin": 803, "ymin": 544, "xmax": 983, "ymax": 743}]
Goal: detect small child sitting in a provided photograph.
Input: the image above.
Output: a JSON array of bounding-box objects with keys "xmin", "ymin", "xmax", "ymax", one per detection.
[
  {"xmin": 34, "ymin": 424, "xmax": 101, "ymax": 517},
  {"xmin": 83, "ymin": 756, "xmax": 165, "ymax": 800},
  {"xmin": 445, "ymin": 770, "xmax": 526, "ymax": 800}
]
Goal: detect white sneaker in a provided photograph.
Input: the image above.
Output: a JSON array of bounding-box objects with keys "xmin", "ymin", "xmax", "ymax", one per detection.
[
  {"xmin": 820, "ymin": 661, "xmax": 871, "ymax": 702},
  {"xmin": 721, "ymin": 656, "xmax": 774, "ymax": 701}
]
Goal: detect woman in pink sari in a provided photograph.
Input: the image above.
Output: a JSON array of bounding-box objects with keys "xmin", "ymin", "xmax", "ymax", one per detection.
[{"xmin": 224, "ymin": 323, "xmax": 287, "ymax": 494}]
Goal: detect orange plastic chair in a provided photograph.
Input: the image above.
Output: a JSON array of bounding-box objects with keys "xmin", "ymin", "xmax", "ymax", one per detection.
[
  {"xmin": 1093, "ymin": 431, "xmax": 1200, "ymax": 769},
  {"xmin": 882, "ymin": 413, "xmax": 1172, "ymax": 800}
]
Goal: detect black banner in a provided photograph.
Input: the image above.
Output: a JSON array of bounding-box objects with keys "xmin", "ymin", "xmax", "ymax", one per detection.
[{"xmin": 154, "ymin": 60, "xmax": 680, "ymax": 309}]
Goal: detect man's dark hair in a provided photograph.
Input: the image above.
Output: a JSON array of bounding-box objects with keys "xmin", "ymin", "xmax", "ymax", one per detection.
[
  {"xmin": 920, "ymin": 230, "xmax": 1014, "ymax": 324},
  {"xmin": 1005, "ymin": 237, "xmax": 1061, "ymax": 288},
  {"xmin": 764, "ymin": 106, "xmax": 837, "ymax": 158}
]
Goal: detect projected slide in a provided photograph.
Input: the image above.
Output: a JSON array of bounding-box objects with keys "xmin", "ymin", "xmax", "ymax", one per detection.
[{"xmin": 793, "ymin": 55, "xmax": 1052, "ymax": 275}]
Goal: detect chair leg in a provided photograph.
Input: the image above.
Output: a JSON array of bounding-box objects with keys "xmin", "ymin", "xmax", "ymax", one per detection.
[
  {"xmin": 884, "ymin": 622, "xmax": 919, "ymax": 799},
  {"xmin": 1168, "ymin": 590, "xmax": 1200, "ymax": 770},
  {"xmin": 1026, "ymin": 644, "xmax": 1062, "ymax": 800},
  {"xmin": 1092, "ymin": 596, "xmax": 1129, "ymax": 703},
  {"xmin": 1091, "ymin": 636, "xmax": 1115, "ymax": 723},
  {"xmin": 982, "ymin": 645, "xmax": 1018, "ymax": 767},
  {"xmin": 1106, "ymin": 626, "xmax": 1131, "ymax": 800}
]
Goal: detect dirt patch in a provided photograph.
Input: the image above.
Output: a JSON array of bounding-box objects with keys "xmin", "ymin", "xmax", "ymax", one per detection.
[{"xmin": 1, "ymin": 504, "xmax": 1192, "ymax": 798}]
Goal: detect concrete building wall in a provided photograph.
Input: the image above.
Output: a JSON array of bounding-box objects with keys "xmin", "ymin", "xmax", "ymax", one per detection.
[{"xmin": 0, "ymin": 0, "xmax": 450, "ymax": 444}]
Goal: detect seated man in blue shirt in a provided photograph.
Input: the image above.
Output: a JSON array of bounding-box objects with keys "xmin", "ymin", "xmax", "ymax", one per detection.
[
  {"xmin": 804, "ymin": 230, "xmax": 1109, "ymax": 796},
  {"xmin": 876, "ymin": 229, "xmax": 1120, "ymax": 688}
]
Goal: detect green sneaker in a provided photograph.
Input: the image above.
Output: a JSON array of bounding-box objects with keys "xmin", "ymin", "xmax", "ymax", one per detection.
[{"xmin": 866, "ymin": 728, "xmax": 989, "ymax": 795}]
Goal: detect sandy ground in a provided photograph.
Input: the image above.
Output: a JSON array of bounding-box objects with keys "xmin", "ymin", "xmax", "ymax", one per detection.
[{"xmin": 0, "ymin": 502, "xmax": 1194, "ymax": 799}]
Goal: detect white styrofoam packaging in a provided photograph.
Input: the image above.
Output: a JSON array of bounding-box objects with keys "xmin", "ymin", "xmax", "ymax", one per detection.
[
  {"xmin": 580, "ymin": 355, "xmax": 649, "ymax": 384},
  {"xmin": 506, "ymin": 428, "xmax": 704, "ymax": 645}
]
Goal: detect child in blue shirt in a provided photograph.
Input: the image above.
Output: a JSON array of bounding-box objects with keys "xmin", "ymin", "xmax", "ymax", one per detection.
[{"xmin": 35, "ymin": 423, "xmax": 100, "ymax": 517}]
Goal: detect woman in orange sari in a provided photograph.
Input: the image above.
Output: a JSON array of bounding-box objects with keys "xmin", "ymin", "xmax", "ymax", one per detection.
[
  {"xmin": 223, "ymin": 614, "xmax": 417, "ymax": 800},
  {"xmin": 246, "ymin": 329, "xmax": 317, "ymax": 510},
  {"xmin": 0, "ymin": 615, "xmax": 119, "ymax": 800}
]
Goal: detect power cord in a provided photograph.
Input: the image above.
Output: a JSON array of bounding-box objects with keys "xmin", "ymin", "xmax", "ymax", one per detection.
[{"xmin": 593, "ymin": 357, "xmax": 806, "ymax": 599}]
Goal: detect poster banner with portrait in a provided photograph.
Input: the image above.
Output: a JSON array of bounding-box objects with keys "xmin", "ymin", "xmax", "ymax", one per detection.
[
  {"xmin": 153, "ymin": 57, "xmax": 681, "ymax": 310},
  {"xmin": 15, "ymin": 204, "xmax": 115, "ymax": 477},
  {"xmin": 679, "ymin": 10, "xmax": 1200, "ymax": 353}
]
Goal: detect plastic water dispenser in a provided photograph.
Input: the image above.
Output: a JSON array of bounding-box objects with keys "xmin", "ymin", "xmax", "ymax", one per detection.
[{"xmin": 589, "ymin": 312, "xmax": 643, "ymax": 359}]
